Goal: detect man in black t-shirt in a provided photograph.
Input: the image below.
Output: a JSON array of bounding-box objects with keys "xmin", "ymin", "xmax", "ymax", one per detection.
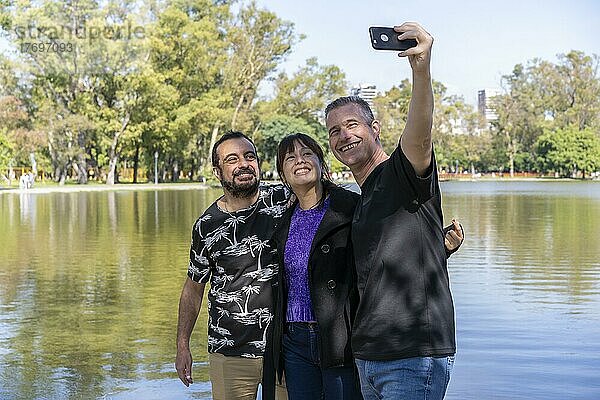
[
  {"xmin": 175, "ymin": 131, "xmax": 288, "ymax": 400},
  {"xmin": 325, "ymin": 22, "xmax": 459, "ymax": 400}
]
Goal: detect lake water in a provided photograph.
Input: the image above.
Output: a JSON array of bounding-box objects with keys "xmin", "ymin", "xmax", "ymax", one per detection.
[{"xmin": 1, "ymin": 180, "xmax": 599, "ymax": 399}]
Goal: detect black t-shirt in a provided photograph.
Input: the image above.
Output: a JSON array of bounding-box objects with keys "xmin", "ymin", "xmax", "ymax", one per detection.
[
  {"xmin": 351, "ymin": 146, "xmax": 456, "ymax": 360},
  {"xmin": 188, "ymin": 184, "xmax": 288, "ymax": 358}
]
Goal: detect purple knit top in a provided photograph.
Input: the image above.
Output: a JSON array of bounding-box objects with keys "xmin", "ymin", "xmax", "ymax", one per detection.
[{"xmin": 284, "ymin": 197, "xmax": 330, "ymax": 322}]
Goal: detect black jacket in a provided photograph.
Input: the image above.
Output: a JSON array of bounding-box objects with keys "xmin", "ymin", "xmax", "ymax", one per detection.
[{"xmin": 270, "ymin": 184, "xmax": 360, "ymax": 380}]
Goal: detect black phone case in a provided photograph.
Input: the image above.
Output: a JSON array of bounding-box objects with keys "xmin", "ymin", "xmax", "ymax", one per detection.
[
  {"xmin": 369, "ymin": 26, "xmax": 417, "ymax": 51},
  {"xmin": 443, "ymin": 223, "xmax": 454, "ymax": 235}
]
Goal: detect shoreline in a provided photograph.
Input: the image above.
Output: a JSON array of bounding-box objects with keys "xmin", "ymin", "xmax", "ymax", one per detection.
[
  {"xmin": 0, "ymin": 182, "xmax": 213, "ymax": 194},
  {"xmin": 1, "ymin": 177, "xmax": 597, "ymax": 194}
]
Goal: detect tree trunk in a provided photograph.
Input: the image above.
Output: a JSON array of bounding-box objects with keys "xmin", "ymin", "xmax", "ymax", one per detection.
[
  {"xmin": 509, "ymin": 153, "xmax": 515, "ymax": 177},
  {"xmin": 231, "ymin": 94, "xmax": 245, "ymax": 130},
  {"xmin": 505, "ymin": 132, "xmax": 516, "ymax": 178},
  {"xmin": 75, "ymin": 130, "xmax": 88, "ymax": 184},
  {"xmin": 106, "ymin": 113, "xmax": 130, "ymax": 185},
  {"xmin": 75, "ymin": 156, "xmax": 88, "ymax": 184},
  {"xmin": 106, "ymin": 156, "xmax": 119, "ymax": 185},
  {"xmin": 172, "ymin": 159, "xmax": 179, "ymax": 182},
  {"xmin": 30, "ymin": 153, "xmax": 37, "ymax": 177},
  {"xmin": 189, "ymin": 158, "xmax": 196, "ymax": 182},
  {"xmin": 54, "ymin": 164, "xmax": 68, "ymax": 185},
  {"xmin": 48, "ymin": 134, "xmax": 60, "ymax": 184},
  {"xmin": 8, "ymin": 164, "xmax": 13, "ymax": 186},
  {"xmin": 207, "ymin": 123, "xmax": 221, "ymax": 172},
  {"xmin": 132, "ymin": 144, "xmax": 140, "ymax": 183},
  {"xmin": 251, "ymin": 121, "xmax": 261, "ymax": 140},
  {"xmin": 58, "ymin": 168, "xmax": 67, "ymax": 185}
]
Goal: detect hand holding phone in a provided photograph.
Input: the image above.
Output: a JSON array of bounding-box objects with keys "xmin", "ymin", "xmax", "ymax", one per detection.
[
  {"xmin": 369, "ymin": 26, "xmax": 417, "ymax": 51},
  {"xmin": 443, "ymin": 219, "xmax": 464, "ymax": 257}
]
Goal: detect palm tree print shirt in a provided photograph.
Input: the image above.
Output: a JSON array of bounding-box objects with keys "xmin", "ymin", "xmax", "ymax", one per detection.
[{"xmin": 188, "ymin": 184, "xmax": 288, "ymax": 358}]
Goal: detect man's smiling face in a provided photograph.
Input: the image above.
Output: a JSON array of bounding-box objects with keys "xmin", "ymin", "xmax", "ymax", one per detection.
[
  {"xmin": 214, "ymin": 137, "xmax": 260, "ymax": 198},
  {"xmin": 326, "ymin": 103, "xmax": 381, "ymax": 169}
]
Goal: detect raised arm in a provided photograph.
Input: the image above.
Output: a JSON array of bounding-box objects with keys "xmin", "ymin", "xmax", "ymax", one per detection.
[
  {"xmin": 398, "ymin": 22, "xmax": 434, "ymax": 177},
  {"xmin": 175, "ymin": 277, "xmax": 206, "ymax": 387}
]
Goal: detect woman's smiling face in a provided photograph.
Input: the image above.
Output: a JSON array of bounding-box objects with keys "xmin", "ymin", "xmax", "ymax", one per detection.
[{"xmin": 280, "ymin": 139, "xmax": 323, "ymax": 191}]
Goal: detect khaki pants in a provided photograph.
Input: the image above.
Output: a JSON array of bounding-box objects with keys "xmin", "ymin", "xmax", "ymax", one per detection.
[{"xmin": 209, "ymin": 353, "xmax": 287, "ymax": 400}]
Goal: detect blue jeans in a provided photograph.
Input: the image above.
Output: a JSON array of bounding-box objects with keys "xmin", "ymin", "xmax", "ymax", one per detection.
[
  {"xmin": 283, "ymin": 322, "xmax": 362, "ymax": 400},
  {"xmin": 355, "ymin": 356, "xmax": 455, "ymax": 400}
]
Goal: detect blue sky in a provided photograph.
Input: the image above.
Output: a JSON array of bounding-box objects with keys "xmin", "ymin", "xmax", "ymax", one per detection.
[{"xmin": 255, "ymin": 0, "xmax": 600, "ymax": 105}]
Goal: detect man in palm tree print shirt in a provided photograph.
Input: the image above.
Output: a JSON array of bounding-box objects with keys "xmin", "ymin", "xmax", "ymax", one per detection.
[{"xmin": 175, "ymin": 131, "xmax": 288, "ymax": 400}]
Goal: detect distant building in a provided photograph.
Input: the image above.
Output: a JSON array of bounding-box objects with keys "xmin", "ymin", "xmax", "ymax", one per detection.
[
  {"xmin": 350, "ymin": 84, "xmax": 378, "ymax": 108},
  {"xmin": 478, "ymin": 88, "xmax": 502, "ymax": 128}
]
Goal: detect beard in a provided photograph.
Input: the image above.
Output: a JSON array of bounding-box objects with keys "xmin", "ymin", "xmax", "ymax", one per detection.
[{"xmin": 219, "ymin": 166, "xmax": 260, "ymax": 198}]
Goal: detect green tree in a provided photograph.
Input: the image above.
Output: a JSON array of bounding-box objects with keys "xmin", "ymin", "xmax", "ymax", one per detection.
[
  {"xmin": 254, "ymin": 114, "xmax": 321, "ymax": 173},
  {"xmin": 0, "ymin": 131, "xmax": 11, "ymax": 175},
  {"xmin": 1, "ymin": 0, "xmax": 336, "ymax": 184},
  {"xmin": 547, "ymin": 51, "xmax": 600, "ymax": 131},
  {"xmin": 85, "ymin": 0, "xmax": 156, "ymax": 185},
  {"xmin": 253, "ymin": 56, "xmax": 347, "ymax": 175},
  {"xmin": 0, "ymin": 99, "xmax": 15, "ymax": 175},
  {"xmin": 148, "ymin": 0, "xmax": 230, "ymax": 181},
  {"xmin": 0, "ymin": 96, "xmax": 45, "ymax": 175},
  {"xmin": 493, "ymin": 51, "xmax": 600, "ymax": 176},
  {"xmin": 493, "ymin": 63, "xmax": 545, "ymax": 176},
  {"xmin": 146, "ymin": 1, "xmax": 300, "ymax": 181},
  {"xmin": 1, "ymin": 0, "xmax": 142, "ymax": 184},
  {"xmin": 373, "ymin": 79, "xmax": 480, "ymax": 173},
  {"xmin": 432, "ymin": 85, "xmax": 482, "ymax": 172},
  {"xmin": 122, "ymin": 70, "xmax": 179, "ymax": 183},
  {"xmin": 224, "ymin": 1, "xmax": 298, "ymax": 132},
  {"xmin": 372, "ymin": 81, "xmax": 411, "ymax": 154},
  {"xmin": 263, "ymin": 57, "xmax": 347, "ymax": 120},
  {"xmin": 536, "ymin": 126, "xmax": 600, "ymax": 178},
  {"xmin": 0, "ymin": 0, "xmax": 11, "ymax": 30}
]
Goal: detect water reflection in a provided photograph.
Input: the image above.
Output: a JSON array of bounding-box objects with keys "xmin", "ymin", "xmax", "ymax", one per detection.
[
  {"xmin": 1, "ymin": 189, "xmax": 217, "ymax": 399},
  {"xmin": 19, "ymin": 192, "xmax": 36, "ymax": 224},
  {"xmin": 442, "ymin": 184, "xmax": 600, "ymax": 310},
  {"xmin": 439, "ymin": 181, "xmax": 600, "ymax": 400},
  {"xmin": 1, "ymin": 181, "xmax": 599, "ymax": 399}
]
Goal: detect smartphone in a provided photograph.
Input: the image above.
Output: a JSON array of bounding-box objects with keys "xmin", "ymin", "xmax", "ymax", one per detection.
[
  {"xmin": 443, "ymin": 223, "xmax": 454, "ymax": 235},
  {"xmin": 369, "ymin": 26, "xmax": 417, "ymax": 51}
]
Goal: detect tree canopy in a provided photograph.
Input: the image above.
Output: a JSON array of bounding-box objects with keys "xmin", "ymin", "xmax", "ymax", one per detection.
[{"xmin": 1, "ymin": 1, "xmax": 598, "ymax": 184}]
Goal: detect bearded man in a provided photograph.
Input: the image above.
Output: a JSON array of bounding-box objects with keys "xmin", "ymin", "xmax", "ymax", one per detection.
[{"xmin": 175, "ymin": 131, "xmax": 288, "ymax": 400}]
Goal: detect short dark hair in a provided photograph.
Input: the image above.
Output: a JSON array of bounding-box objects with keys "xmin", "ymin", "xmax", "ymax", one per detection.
[
  {"xmin": 276, "ymin": 133, "xmax": 333, "ymax": 206},
  {"xmin": 211, "ymin": 130, "xmax": 257, "ymax": 169},
  {"xmin": 324, "ymin": 96, "xmax": 375, "ymax": 125}
]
